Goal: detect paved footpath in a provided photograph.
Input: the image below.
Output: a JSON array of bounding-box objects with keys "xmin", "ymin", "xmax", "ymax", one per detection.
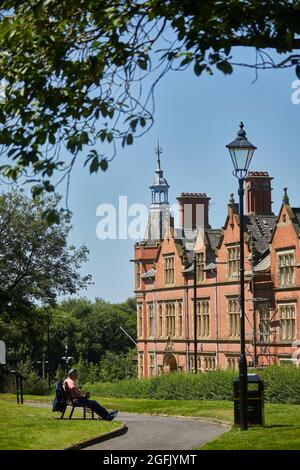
[
  {"xmin": 26, "ymin": 403, "xmax": 229, "ymax": 450},
  {"xmin": 84, "ymin": 412, "xmax": 229, "ymax": 451}
]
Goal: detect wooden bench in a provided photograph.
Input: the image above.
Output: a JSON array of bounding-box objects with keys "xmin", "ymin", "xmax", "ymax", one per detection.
[{"xmin": 61, "ymin": 382, "xmax": 95, "ymax": 420}]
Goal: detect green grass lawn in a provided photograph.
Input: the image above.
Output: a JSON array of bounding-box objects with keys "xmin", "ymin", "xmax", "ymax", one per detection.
[
  {"xmin": 201, "ymin": 403, "xmax": 300, "ymax": 450},
  {"xmin": 2, "ymin": 394, "xmax": 300, "ymax": 450},
  {"xmin": 0, "ymin": 399, "xmax": 122, "ymax": 450}
]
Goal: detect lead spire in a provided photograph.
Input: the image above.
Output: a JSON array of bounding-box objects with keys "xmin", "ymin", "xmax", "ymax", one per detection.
[
  {"xmin": 149, "ymin": 140, "xmax": 169, "ymax": 205},
  {"xmin": 155, "ymin": 139, "xmax": 162, "ymax": 171},
  {"xmin": 146, "ymin": 142, "xmax": 170, "ymax": 241}
]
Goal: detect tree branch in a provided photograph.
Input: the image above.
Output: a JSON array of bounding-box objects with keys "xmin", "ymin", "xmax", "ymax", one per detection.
[{"xmin": 230, "ymin": 37, "xmax": 300, "ymax": 50}]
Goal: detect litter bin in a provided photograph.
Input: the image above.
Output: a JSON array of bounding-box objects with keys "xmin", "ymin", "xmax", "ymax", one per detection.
[{"xmin": 233, "ymin": 374, "xmax": 265, "ymax": 427}]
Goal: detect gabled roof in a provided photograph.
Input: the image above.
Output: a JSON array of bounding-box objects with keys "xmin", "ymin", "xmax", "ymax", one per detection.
[
  {"xmin": 292, "ymin": 207, "xmax": 300, "ymax": 230},
  {"xmin": 245, "ymin": 214, "xmax": 277, "ymax": 254},
  {"xmin": 206, "ymin": 229, "xmax": 222, "ymax": 251},
  {"xmin": 138, "ymin": 198, "xmax": 279, "ymax": 277},
  {"xmin": 216, "ymin": 212, "xmax": 276, "ymax": 255},
  {"xmin": 270, "ymin": 203, "xmax": 300, "ymax": 244}
]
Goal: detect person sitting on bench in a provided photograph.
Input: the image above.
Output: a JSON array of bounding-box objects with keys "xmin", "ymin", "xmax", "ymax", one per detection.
[{"xmin": 63, "ymin": 368, "xmax": 118, "ymax": 421}]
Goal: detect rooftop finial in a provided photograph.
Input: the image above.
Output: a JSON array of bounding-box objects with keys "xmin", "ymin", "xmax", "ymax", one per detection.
[
  {"xmin": 229, "ymin": 193, "xmax": 235, "ymax": 205},
  {"xmin": 155, "ymin": 139, "xmax": 162, "ymax": 170},
  {"xmin": 283, "ymin": 187, "xmax": 290, "ymax": 205}
]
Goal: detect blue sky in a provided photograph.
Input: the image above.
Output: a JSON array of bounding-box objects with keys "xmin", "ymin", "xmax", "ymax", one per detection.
[{"xmin": 63, "ymin": 49, "xmax": 300, "ymax": 303}]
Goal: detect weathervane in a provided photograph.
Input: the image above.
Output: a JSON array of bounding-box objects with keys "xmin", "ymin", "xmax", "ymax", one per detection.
[{"xmin": 155, "ymin": 139, "xmax": 162, "ymax": 169}]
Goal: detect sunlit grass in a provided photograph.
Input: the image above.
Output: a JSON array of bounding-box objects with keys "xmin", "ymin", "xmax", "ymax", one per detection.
[
  {"xmin": 2, "ymin": 394, "xmax": 300, "ymax": 450},
  {"xmin": 0, "ymin": 399, "xmax": 122, "ymax": 450}
]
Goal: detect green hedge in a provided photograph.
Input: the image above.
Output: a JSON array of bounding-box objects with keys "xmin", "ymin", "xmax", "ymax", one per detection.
[
  {"xmin": 85, "ymin": 366, "xmax": 300, "ymax": 404},
  {"xmin": 86, "ymin": 369, "xmax": 236, "ymax": 401},
  {"xmin": 259, "ymin": 366, "xmax": 300, "ymax": 404}
]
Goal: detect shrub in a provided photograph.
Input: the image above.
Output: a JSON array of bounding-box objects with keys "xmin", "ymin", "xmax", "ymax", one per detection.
[
  {"xmin": 71, "ymin": 350, "xmax": 136, "ymax": 387},
  {"xmin": 86, "ymin": 370, "xmax": 236, "ymax": 401},
  {"xmin": 3, "ymin": 359, "xmax": 49, "ymax": 395},
  {"xmin": 86, "ymin": 366, "xmax": 300, "ymax": 404},
  {"xmin": 258, "ymin": 365, "xmax": 300, "ymax": 404},
  {"xmin": 72, "ymin": 357, "xmax": 100, "ymax": 385},
  {"xmin": 98, "ymin": 350, "xmax": 137, "ymax": 383},
  {"xmin": 86, "ymin": 377, "xmax": 152, "ymax": 399}
]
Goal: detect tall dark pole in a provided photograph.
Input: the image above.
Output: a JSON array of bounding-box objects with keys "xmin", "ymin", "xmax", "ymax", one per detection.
[
  {"xmin": 47, "ymin": 310, "xmax": 51, "ymax": 393},
  {"xmin": 193, "ymin": 255, "xmax": 198, "ymax": 373},
  {"xmin": 227, "ymin": 121, "xmax": 256, "ymax": 432},
  {"xmin": 252, "ymin": 307, "xmax": 257, "ymax": 368},
  {"xmin": 251, "ymin": 233, "xmax": 258, "ymax": 368},
  {"xmin": 238, "ymin": 177, "xmax": 248, "ymax": 431}
]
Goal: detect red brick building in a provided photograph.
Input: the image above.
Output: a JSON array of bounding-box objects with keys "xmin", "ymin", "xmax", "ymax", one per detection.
[{"xmin": 134, "ymin": 153, "xmax": 299, "ymax": 377}]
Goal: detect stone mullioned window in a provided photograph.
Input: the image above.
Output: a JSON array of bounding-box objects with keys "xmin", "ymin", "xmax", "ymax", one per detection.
[
  {"xmin": 196, "ymin": 252, "xmax": 205, "ymax": 282},
  {"xmin": 196, "ymin": 299, "xmax": 210, "ymax": 337},
  {"xmin": 228, "ymin": 297, "xmax": 240, "ymax": 338},
  {"xmin": 279, "ymin": 303, "xmax": 296, "ymax": 341},
  {"xmin": 164, "ymin": 255, "xmax": 175, "ymax": 285},
  {"xmin": 227, "ymin": 246, "xmax": 240, "ymax": 279},
  {"xmin": 277, "ymin": 251, "xmax": 295, "ymax": 287}
]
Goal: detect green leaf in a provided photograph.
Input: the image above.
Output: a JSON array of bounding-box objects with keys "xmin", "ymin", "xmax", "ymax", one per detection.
[
  {"xmin": 100, "ymin": 159, "xmax": 108, "ymax": 171},
  {"xmin": 31, "ymin": 185, "xmax": 44, "ymax": 199},
  {"xmin": 180, "ymin": 56, "xmax": 193, "ymax": 67},
  {"xmin": 43, "ymin": 181, "xmax": 55, "ymax": 193},
  {"xmin": 49, "ymin": 133, "xmax": 56, "ymax": 145},
  {"xmin": 100, "ymin": 102, "xmax": 108, "ymax": 117},
  {"xmin": 210, "ymin": 53, "xmax": 221, "ymax": 64},
  {"xmin": 194, "ymin": 62, "xmax": 206, "ymax": 76},
  {"xmin": 8, "ymin": 29, "xmax": 17, "ymax": 40},
  {"xmin": 36, "ymin": 132, "xmax": 47, "ymax": 145},
  {"xmin": 8, "ymin": 148, "xmax": 18, "ymax": 157},
  {"xmin": 137, "ymin": 59, "xmax": 147, "ymax": 70},
  {"xmin": 4, "ymin": 167, "xmax": 18, "ymax": 181},
  {"xmin": 130, "ymin": 118, "xmax": 138, "ymax": 131},
  {"xmin": 285, "ymin": 30, "xmax": 294, "ymax": 49},
  {"xmin": 90, "ymin": 157, "xmax": 99, "ymax": 173},
  {"xmin": 98, "ymin": 130, "xmax": 106, "ymax": 142},
  {"xmin": 216, "ymin": 61, "xmax": 233, "ymax": 75},
  {"xmin": 80, "ymin": 131, "xmax": 89, "ymax": 144},
  {"xmin": 126, "ymin": 133, "xmax": 133, "ymax": 145},
  {"xmin": 43, "ymin": 208, "xmax": 60, "ymax": 225}
]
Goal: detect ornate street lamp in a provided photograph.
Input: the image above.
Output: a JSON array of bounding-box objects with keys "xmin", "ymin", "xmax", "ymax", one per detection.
[
  {"xmin": 226, "ymin": 122, "xmax": 257, "ymax": 431},
  {"xmin": 227, "ymin": 122, "xmax": 257, "ymax": 180},
  {"xmin": 61, "ymin": 345, "xmax": 74, "ymax": 375}
]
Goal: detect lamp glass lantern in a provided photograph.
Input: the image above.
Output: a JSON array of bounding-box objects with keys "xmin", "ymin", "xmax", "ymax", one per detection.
[{"xmin": 226, "ymin": 122, "xmax": 257, "ymax": 177}]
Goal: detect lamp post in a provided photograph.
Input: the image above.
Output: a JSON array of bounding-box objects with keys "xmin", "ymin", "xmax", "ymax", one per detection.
[
  {"xmin": 46, "ymin": 309, "xmax": 51, "ymax": 393},
  {"xmin": 37, "ymin": 352, "xmax": 49, "ymax": 382},
  {"xmin": 61, "ymin": 345, "xmax": 74, "ymax": 375},
  {"xmin": 226, "ymin": 122, "xmax": 257, "ymax": 432},
  {"xmin": 193, "ymin": 254, "xmax": 198, "ymax": 373}
]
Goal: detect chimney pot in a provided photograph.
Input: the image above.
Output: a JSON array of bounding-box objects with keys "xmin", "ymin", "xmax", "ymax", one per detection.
[
  {"xmin": 177, "ymin": 193, "xmax": 211, "ymax": 231},
  {"xmin": 245, "ymin": 172, "xmax": 273, "ymax": 214}
]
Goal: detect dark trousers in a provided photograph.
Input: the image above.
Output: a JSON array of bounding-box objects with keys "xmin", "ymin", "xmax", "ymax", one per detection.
[{"xmin": 76, "ymin": 397, "xmax": 109, "ymax": 419}]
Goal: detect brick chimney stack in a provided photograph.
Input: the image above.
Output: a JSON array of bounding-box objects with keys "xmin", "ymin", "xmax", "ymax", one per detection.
[
  {"xmin": 245, "ymin": 172, "xmax": 273, "ymax": 215},
  {"xmin": 177, "ymin": 193, "xmax": 211, "ymax": 231}
]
